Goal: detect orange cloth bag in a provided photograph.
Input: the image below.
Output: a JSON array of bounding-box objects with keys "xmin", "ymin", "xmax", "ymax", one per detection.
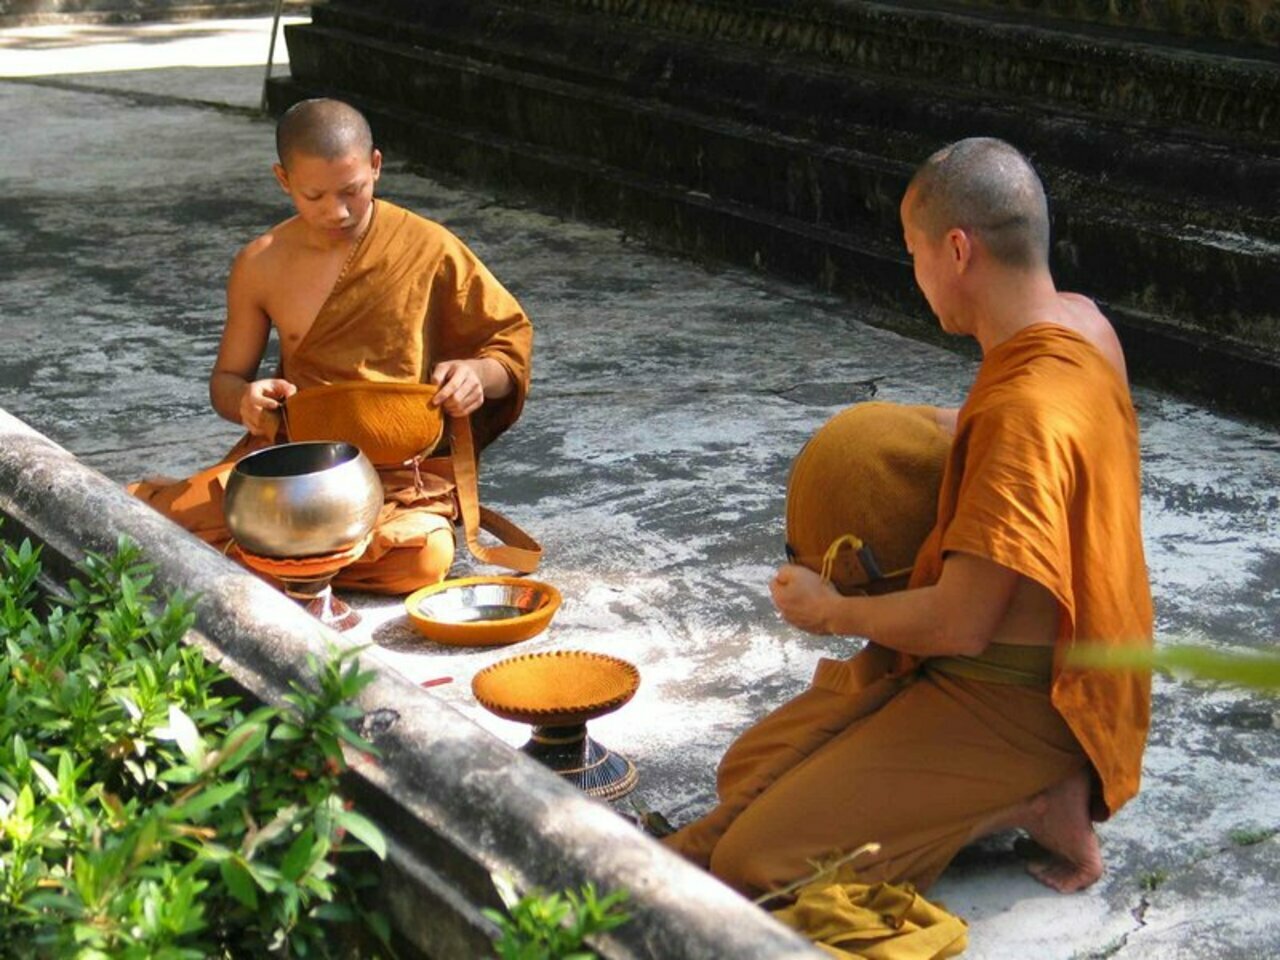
[
  {"xmin": 786, "ymin": 403, "xmax": 950, "ymax": 595},
  {"xmin": 284, "ymin": 382, "xmax": 541, "ymax": 574}
]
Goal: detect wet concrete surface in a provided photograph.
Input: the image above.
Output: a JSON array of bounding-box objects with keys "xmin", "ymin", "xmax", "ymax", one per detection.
[{"xmin": 2, "ymin": 18, "xmax": 1279, "ymax": 960}]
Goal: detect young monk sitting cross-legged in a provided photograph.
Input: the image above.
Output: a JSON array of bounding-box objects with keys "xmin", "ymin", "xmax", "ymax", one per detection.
[
  {"xmin": 665, "ymin": 137, "xmax": 1153, "ymax": 902},
  {"xmin": 130, "ymin": 98, "xmax": 532, "ymax": 593}
]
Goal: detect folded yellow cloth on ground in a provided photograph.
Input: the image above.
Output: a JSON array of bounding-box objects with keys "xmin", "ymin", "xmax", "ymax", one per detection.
[{"xmin": 772, "ymin": 879, "xmax": 967, "ymax": 960}]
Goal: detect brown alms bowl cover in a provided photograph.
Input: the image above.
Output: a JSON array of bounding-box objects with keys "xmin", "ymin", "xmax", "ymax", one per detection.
[{"xmin": 471, "ymin": 651, "xmax": 640, "ymax": 726}]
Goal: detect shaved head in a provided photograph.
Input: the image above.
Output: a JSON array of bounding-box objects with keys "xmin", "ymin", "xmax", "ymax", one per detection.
[
  {"xmin": 906, "ymin": 138, "xmax": 1050, "ymax": 270},
  {"xmin": 276, "ymin": 98, "xmax": 374, "ymax": 167}
]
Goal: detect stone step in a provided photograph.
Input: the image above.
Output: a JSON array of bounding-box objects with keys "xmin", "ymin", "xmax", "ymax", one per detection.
[
  {"xmin": 318, "ymin": 0, "xmax": 1280, "ymax": 149},
  {"xmin": 302, "ymin": 1, "xmax": 1280, "ymax": 261},
  {"xmin": 934, "ymin": 0, "xmax": 1280, "ymax": 49},
  {"xmin": 280, "ymin": 23, "xmax": 1279, "ymax": 344},
  {"xmin": 266, "ymin": 72, "xmax": 1279, "ymax": 417},
  {"xmin": 271, "ymin": 0, "xmax": 1280, "ymax": 415}
]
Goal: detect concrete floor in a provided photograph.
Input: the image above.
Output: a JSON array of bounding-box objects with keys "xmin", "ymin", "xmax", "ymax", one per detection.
[{"xmin": 2, "ymin": 17, "xmax": 1279, "ymax": 960}]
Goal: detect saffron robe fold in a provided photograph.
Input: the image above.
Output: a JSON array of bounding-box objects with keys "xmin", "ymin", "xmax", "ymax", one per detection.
[
  {"xmin": 130, "ymin": 200, "xmax": 533, "ymax": 594},
  {"xmin": 665, "ymin": 322, "xmax": 1152, "ymax": 899}
]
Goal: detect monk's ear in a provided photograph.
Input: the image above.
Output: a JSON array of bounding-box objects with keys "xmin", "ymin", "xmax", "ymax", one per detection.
[
  {"xmin": 370, "ymin": 148, "xmax": 383, "ymax": 182},
  {"xmin": 946, "ymin": 228, "xmax": 971, "ymax": 273},
  {"xmin": 272, "ymin": 162, "xmax": 291, "ymax": 195}
]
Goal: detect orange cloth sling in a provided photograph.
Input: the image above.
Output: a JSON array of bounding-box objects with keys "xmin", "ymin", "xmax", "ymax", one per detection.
[
  {"xmin": 130, "ymin": 200, "xmax": 533, "ymax": 594},
  {"xmin": 908, "ymin": 323, "xmax": 1153, "ymax": 818}
]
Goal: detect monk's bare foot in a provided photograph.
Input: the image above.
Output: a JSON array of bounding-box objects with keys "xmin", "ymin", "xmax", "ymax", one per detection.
[{"xmin": 1021, "ymin": 768, "xmax": 1103, "ymax": 893}]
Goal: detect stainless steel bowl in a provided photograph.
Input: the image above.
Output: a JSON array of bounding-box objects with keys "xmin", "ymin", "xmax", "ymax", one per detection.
[
  {"xmin": 224, "ymin": 442, "xmax": 383, "ymax": 558},
  {"xmin": 415, "ymin": 581, "xmax": 549, "ymax": 624}
]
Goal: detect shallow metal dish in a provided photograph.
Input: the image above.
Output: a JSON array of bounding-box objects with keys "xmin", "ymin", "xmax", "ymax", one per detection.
[
  {"xmin": 224, "ymin": 442, "xmax": 383, "ymax": 558},
  {"xmin": 405, "ymin": 576, "xmax": 561, "ymax": 647}
]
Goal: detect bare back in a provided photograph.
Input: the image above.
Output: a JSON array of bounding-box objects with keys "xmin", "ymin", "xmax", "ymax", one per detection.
[{"xmin": 1053, "ymin": 292, "xmax": 1129, "ymax": 384}]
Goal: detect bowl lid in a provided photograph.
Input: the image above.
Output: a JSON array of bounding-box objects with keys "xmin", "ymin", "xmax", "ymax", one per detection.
[{"xmin": 471, "ymin": 650, "xmax": 640, "ymax": 726}]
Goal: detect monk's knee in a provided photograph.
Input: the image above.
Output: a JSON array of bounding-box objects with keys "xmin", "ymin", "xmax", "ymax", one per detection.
[
  {"xmin": 337, "ymin": 531, "xmax": 455, "ymax": 595},
  {"xmin": 401, "ymin": 535, "xmax": 454, "ymax": 588},
  {"xmin": 707, "ymin": 822, "xmax": 779, "ymax": 899}
]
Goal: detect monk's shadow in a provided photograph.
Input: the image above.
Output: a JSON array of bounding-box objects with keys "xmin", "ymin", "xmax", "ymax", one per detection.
[
  {"xmin": 338, "ymin": 590, "xmax": 455, "ymax": 655},
  {"xmin": 945, "ymin": 831, "xmax": 1025, "ymax": 877},
  {"xmin": 366, "ymin": 613, "xmax": 469, "ymax": 657}
]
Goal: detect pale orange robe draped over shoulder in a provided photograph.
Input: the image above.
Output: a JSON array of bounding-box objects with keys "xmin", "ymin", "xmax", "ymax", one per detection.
[
  {"xmin": 130, "ymin": 200, "xmax": 533, "ymax": 594},
  {"xmin": 665, "ymin": 323, "xmax": 1152, "ymax": 903}
]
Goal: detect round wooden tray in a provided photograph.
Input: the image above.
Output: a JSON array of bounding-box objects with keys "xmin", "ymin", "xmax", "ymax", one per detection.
[
  {"xmin": 405, "ymin": 576, "xmax": 561, "ymax": 647},
  {"xmin": 471, "ymin": 651, "xmax": 640, "ymax": 726}
]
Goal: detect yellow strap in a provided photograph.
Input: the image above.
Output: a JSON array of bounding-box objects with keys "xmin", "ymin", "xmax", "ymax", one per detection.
[
  {"xmin": 819, "ymin": 533, "xmax": 912, "ymax": 586},
  {"xmin": 820, "ymin": 534, "xmax": 866, "ymax": 583},
  {"xmin": 449, "ymin": 414, "xmax": 542, "ymax": 574}
]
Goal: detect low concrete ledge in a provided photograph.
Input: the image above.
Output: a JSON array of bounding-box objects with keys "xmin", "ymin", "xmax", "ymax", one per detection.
[{"xmin": 0, "ymin": 407, "xmax": 823, "ymax": 960}]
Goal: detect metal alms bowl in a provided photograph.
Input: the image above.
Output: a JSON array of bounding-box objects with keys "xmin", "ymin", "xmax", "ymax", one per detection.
[{"xmin": 224, "ymin": 442, "xmax": 383, "ymax": 558}]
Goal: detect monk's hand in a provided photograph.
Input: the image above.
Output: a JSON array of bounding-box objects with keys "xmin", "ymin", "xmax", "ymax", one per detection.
[
  {"xmin": 430, "ymin": 360, "xmax": 485, "ymax": 417},
  {"xmin": 770, "ymin": 564, "xmax": 838, "ymax": 635},
  {"xmin": 240, "ymin": 378, "xmax": 296, "ymax": 438}
]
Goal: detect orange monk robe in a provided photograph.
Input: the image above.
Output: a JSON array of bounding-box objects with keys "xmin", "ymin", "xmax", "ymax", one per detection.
[
  {"xmin": 667, "ymin": 323, "xmax": 1153, "ymax": 899},
  {"xmin": 909, "ymin": 323, "xmax": 1154, "ymax": 818},
  {"xmin": 130, "ymin": 200, "xmax": 533, "ymax": 594}
]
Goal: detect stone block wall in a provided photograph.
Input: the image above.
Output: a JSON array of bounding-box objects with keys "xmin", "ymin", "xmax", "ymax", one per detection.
[
  {"xmin": 948, "ymin": 0, "xmax": 1280, "ymax": 47},
  {"xmin": 268, "ymin": 0, "xmax": 1279, "ymax": 418}
]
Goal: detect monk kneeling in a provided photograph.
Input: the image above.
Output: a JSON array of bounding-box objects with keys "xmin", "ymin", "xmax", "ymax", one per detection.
[
  {"xmin": 666, "ymin": 138, "xmax": 1153, "ymax": 900},
  {"xmin": 131, "ymin": 99, "xmax": 533, "ymax": 594}
]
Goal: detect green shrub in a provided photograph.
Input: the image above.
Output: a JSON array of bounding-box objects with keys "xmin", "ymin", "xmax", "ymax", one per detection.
[
  {"xmin": 0, "ymin": 531, "xmax": 391, "ymax": 958},
  {"xmin": 484, "ymin": 879, "xmax": 630, "ymax": 960}
]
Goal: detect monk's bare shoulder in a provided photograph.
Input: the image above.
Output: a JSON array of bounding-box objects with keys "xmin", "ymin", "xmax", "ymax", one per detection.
[
  {"xmin": 224, "ymin": 217, "xmax": 306, "ymax": 333},
  {"xmin": 231, "ymin": 217, "xmax": 305, "ymax": 285},
  {"xmin": 1058, "ymin": 292, "xmax": 1128, "ymax": 382}
]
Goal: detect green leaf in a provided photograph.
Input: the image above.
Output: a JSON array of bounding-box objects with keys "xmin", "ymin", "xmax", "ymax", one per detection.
[
  {"xmin": 271, "ymin": 722, "xmax": 305, "ymax": 741},
  {"xmin": 12, "ymin": 733, "xmax": 28, "ymax": 771},
  {"xmin": 219, "ymin": 856, "xmax": 259, "ymax": 910},
  {"xmin": 210, "ymin": 720, "xmax": 269, "ymax": 774},
  {"xmin": 57, "ymin": 750, "xmax": 77, "ymax": 795},
  {"xmin": 29, "ymin": 758, "xmax": 60, "ymax": 798},
  {"xmin": 281, "ymin": 826, "xmax": 317, "ymax": 882},
  {"xmin": 1067, "ymin": 641, "xmax": 1280, "ymax": 691},
  {"xmin": 169, "ymin": 780, "xmax": 244, "ymax": 819},
  {"xmin": 159, "ymin": 705, "xmax": 206, "ymax": 768},
  {"xmin": 334, "ymin": 808, "xmax": 387, "ymax": 860},
  {"xmin": 158, "ymin": 764, "xmax": 199, "ymax": 785}
]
